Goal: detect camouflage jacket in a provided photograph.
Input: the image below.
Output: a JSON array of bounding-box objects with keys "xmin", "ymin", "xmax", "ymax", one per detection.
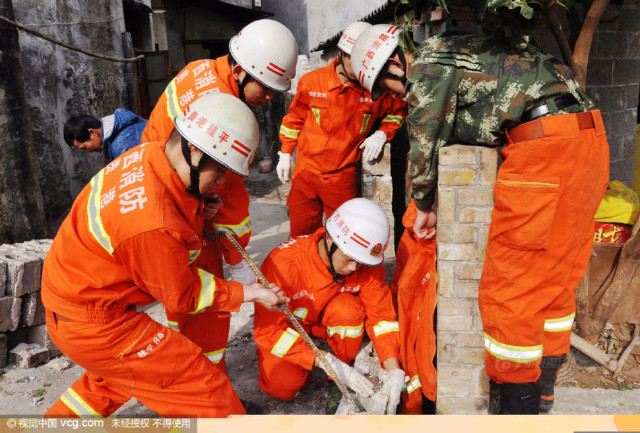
[{"xmin": 406, "ymin": 32, "xmax": 594, "ymax": 211}]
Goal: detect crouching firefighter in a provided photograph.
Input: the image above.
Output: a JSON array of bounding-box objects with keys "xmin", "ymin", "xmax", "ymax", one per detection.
[
  {"xmin": 253, "ymin": 198, "xmax": 406, "ymax": 414},
  {"xmin": 42, "ymin": 93, "xmax": 288, "ymax": 418}
]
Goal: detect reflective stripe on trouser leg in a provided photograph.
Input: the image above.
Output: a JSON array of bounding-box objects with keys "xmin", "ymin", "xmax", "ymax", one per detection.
[
  {"xmin": 479, "ymin": 114, "xmax": 609, "ymax": 384},
  {"xmin": 165, "ymin": 310, "xmax": 231, "ymax": 372},
  {"xmin": 320, "ymin": 293, "xmax": 365, "ymax": 365},
  {"xmin": 44, "ymin": 311, "xmax": 130, "ymax": 418},
  {"xmin": 45, "ymin": 370, "xmax": 131, "ymax": 418},
  {"xmin": 45, "ymin": 309, "xmax": 245, "ymax": 417}
]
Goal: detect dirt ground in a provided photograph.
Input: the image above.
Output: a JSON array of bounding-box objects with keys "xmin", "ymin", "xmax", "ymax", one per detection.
[
  {"xmin": 2, "ymin": 167, "xmax": 640, "ymax": 416},
  {"xmin": 558, "ymin": 323, "xmax": 640, "ymax": 391}
]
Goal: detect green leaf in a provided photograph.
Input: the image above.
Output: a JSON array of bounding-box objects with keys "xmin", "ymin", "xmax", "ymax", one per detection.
[
  {"xmin": 401, "ymin": 0, "xmax": 410, "ymax": 3},
  {"xmin": 486, "ymin": 0, "xmax": 535, "ymax": 19},
  {"xmin": 31, "ymin": 388, "xmax": 48, "ymax": 398},
  {"xmin": 618, "ymin": 382, "xmax": 631, "ymax": 391}
]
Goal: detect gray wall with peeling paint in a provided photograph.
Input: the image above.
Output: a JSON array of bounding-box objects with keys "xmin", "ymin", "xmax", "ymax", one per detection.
[{"xmin": 12, "ymin": 0, "xmax": 132, "ymax": 236}]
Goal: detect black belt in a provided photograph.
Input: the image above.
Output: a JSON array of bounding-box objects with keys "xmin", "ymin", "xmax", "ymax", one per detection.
[{"xmin": 521, "ymin": 94, "xmax": 578, "ymax": 123}]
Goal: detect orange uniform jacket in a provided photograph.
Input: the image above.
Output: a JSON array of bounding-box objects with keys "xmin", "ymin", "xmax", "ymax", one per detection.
[
  {"xmin": 279, "ymin": 58, "xmax": 407, "ymax": 175},
  {"xmin": 254, "ymin": 229, "xmax": 400, "ymax": 370},
  {"xmin": 141, "ymin": 56, "xmax": 250, "ymax": 265},
  {"xmin": 41, "ymin": 142, "xmax": 244, "ymax": 322},
  {"xmin": 391, "ymin": 201, "xmax": 438, "ymax": 413}
]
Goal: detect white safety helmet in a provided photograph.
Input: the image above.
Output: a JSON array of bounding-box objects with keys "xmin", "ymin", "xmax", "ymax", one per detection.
[
  {"xmin": 351, "ymin": 24, "xmax": 402, "ymax": 100},
  {"xmin": 326, "ymin": 198, "xmax": 390, "ymax": 266},
  {"xmin": 229, "ymin": 19, "xmax": 298, "ymax": 91},
  {"xmin": 337, "ymin": 22, "xmax": 372, "ymax": 55},
  {"xmin": 174, "ymin": 93, "xmax": 259, "ymax": 178}
]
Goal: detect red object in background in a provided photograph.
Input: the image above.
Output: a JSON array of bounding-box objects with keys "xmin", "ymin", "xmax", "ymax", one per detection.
[{"xmin": 594, "ymin": 222, "xmax": 632, "ymax": 243}]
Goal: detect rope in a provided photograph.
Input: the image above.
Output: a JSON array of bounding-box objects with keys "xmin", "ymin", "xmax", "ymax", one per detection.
[
  {"xmin": 0, "ymin": 15, "xmax": 144, "ymax": 63},
  {"xmin": 223, "ymin": 232, "xmax": 363, "ymax": 414}
]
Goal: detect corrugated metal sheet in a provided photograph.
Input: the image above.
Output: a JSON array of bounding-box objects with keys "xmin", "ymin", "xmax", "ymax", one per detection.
[{"xmin": 310, "ymin": 1, "xmax": 396, "ymax": 52}]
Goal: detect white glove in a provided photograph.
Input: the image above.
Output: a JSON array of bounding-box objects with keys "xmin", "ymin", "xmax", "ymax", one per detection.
[
  {"xmin": 276, "ymin": 151, "xmax": 291, "ymax": 184},
  {"xmin": 319, "ymin": 353, "xmax": 374, "ymax": 397},
  {"xmin": 359, "ymin": 130, "xmax": 387, "ymax": 163},
  {"xmin": 380, "ymin": 369, "xmax": 406, "ymax": 414},
  {"xmin": 229, "ymin": 260, "xmax": 257, "ymax": 285}
]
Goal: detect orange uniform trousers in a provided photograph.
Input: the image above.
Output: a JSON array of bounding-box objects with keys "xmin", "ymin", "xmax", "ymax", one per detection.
[
  {"xmin": 391, "ymin": 201, "xmax": 438, "ymax": 414},
  {"xmin": 287, "ymin": 165, "xmax": 358, "ymax": 237},
  {"xmin": 44, "ymin": 309, "xmax": 245, "ymax": 418},
  {"xmin": 479, "ymin": 110, "xmax": 610, "ymax": 384},
  {"xmin": 165, "ymin": 232, "xmax": 231, "ymax": 369},
  {"xmin": 257, "ymin": 293, "xmax": 365, "ymax": 400},
  {"xmin": 46, "ymin": 237, "xmax": 234, "ymax": 417}
]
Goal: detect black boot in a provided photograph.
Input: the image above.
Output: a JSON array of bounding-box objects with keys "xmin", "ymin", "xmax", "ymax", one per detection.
[
  {"xmin": 488, "ymin": 380, "xmax": 502, "ymax": 414},
  {"xmin": 500, "ymin": 382, "xmax": 540, "ymax": 414},
  {"xmin": 537, "ymin": 355, "xmax": 567, "ymax": 414}
]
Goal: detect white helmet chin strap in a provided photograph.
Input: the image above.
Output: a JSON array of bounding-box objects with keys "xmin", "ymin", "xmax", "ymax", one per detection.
[
  {"xmin": 323, "ymin": 234, "xmax": 346, "ymax": 285},
  {"xmin": 181, "ymin": 136, "xmax": 208, "ymax": 196}
]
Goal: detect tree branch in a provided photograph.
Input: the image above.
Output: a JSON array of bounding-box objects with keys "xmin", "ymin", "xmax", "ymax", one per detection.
[
  {"xmin": 544, "ymin": 3, "xmax": 578, "ymax": 75},
  {"xmin": 572, "ymin": 0, "xmax": 612, "ymax": 89}
]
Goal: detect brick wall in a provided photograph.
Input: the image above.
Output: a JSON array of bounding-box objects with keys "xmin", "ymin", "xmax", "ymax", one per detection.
[
  {"xmin": 362, "ymin": 146, "xmax": 397, "ymax": 281},
  {"xmin": 585, "ymin": 0, "xmax": 640, "ymax": 185},
  {"xmin": 0, "ymin": 239, "xmax": 60, "ymax": 368},
  {"xmin": 436, "ymin": 145, "xmax": 498, "ymax": 414}
]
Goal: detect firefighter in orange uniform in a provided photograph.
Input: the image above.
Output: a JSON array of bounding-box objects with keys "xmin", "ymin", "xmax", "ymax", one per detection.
[
  {"xmin": 390, "ymin": 200, "xmax": 437, "ymax": 414},
  {"xmin": 351, "ymin": 20, "xmax": 610, "ymax": 414},
  {"xmin": 140, "ymin": 20, "xmax": 298, "ymax": 373},
  {"xmin": 253, "ymin": 198, "xmax": 406, "ymax": 414},
  {"xmin": 276, "ymin": 22, "xmax": 407, "ymax": 237},
  {"xmin": 43, "ymin": 93, "xmax": 288, "ymax": 418}
]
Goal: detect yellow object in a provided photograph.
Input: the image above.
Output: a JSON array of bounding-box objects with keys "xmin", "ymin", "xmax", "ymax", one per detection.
[
  {"xmin": 594, "ymin": 180, "xmax": 640, "ymax": 225},
  {"xmin": 632, "ymin": 124, "xmax": 640, "ymax": 194}
]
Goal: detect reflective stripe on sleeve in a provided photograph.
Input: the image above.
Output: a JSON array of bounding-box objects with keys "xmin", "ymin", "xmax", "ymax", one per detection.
[
  {"xmin": 165, "ymin": 80, "xmax": 182, "ymax": 122},
  {"xmin": 279, "ymin": 124, "xmax": 300, "ymax": 139},
  {"xmin": 167, "ymin": 320, "xmax": 179, "ymax": 332},
  {"xmin": 311, "ymin": 108, "xmax": 321, "ymax": 126},
  {"xmin": 381, "ymin": 114, "xmax": 405, "ymax": 126},
  {"xmin": 544, "ymin": 312, "xmax": 575, "ymax": 332},
  {"xmin": 405, "ymin": 375, "xmax": 421, "ymax": 394},
  {"xmin": 87, "ymin": 171, "xmax": 114, "ymax": 254},
  {"xmin": 293, "ymin": 308, "xmax": 308, "ymax": 321},
  {"xmin": 270, "ymin": 327, "xmax": 300, "ymax": 358},
  {"xmin": 326, "ymin": 323, "xmax": 364, "ymax": 339},
  {"xmin": 373, "ymin": 321, "xmax": 399, "ymax": 337},
  {"xmin": 192, "ymin": 268, "xmax": 216, "ymax": 313},
  {"xmin": 188, "ymin": 249, "xmax": 201, "ymax": 265},
  {"xmin": 484, "ymin": 333, "xmax": 543, "ymax": 363},
  {"xmin": 60, "ymin": 387, "xmax": 103, "ymax": 418},
  {"xmin": 212, "ymin": 216, "xmax": 252, "ymax": 239},
  {"xmin": 359, "ymin": 113, "xmax": 371, "ymax": 134},
  {"xmin": 204, "ymin": 348, "xmax": 226, "ymax": 364}
]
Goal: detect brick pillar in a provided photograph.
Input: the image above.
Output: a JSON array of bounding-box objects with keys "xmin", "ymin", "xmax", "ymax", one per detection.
[
  {"xmin": 436, "ymin": 144, "xmax": 497, "ymax": 414},
  {"xmin": 362, "ymin": 146, "xmax": 396, "ymax": 281}
]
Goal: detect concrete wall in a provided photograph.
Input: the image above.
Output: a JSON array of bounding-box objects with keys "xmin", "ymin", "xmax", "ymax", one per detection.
[
  {"xmin": 13, "ymin": 0, "xmax": 130, "ymax": 237},
  {"xmin": 163, "ymin": 0, "xmax": 186, "ymax": 75}
]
